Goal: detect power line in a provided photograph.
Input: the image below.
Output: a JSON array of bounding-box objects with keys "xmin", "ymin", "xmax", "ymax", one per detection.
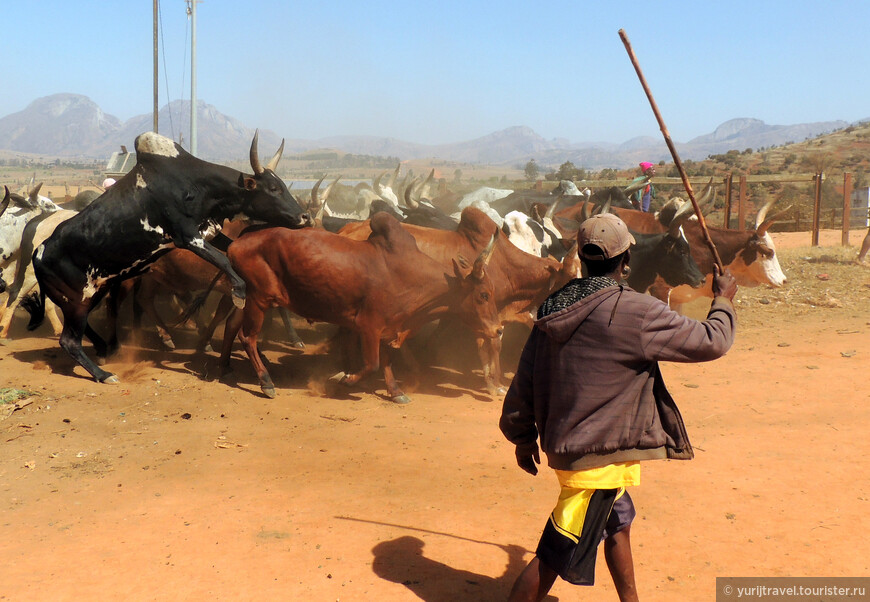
[{"xmin": 157, "ymin": 0, "xmax": 176, "ymax": 140}]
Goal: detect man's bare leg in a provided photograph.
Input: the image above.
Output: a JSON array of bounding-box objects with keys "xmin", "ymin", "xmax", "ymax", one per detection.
[
  {"xmin": 604, "ymin": 526, "xmax": 639, "ymax": 602},
  {"xmin": 508, "ymin": 556, "xmax": 559, "ymax": 602}
]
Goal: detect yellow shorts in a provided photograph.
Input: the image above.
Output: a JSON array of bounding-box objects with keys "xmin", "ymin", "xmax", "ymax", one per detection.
[{"xmin": 536, "ymin": 485, "xmax": 636, "ymax": 586}]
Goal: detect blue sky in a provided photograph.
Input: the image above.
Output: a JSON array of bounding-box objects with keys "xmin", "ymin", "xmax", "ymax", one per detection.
[{"xmin": 4, "ymin": 1, "xmax": 869, "ymax": 146}]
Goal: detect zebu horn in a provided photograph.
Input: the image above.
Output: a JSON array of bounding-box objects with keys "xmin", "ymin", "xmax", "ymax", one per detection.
[
  {"xmin": 545, "ymin": 193, "xmax": 563, "ymax": 220},
  {"xmin": 420, "ymin": 168, "xmax": 435, "ymax": 199},
  {"xmin": 697, "ymin": 177, "xmax": 714, "ymax": 206},
  {"xmin": 472, "ymin": 231, "xmax": 498, "ymax": 280},
  {"xmin": 623, "ymin": 176, "xmax": 650, "ymax": 195},
  {"xmin": 404, "ymin": 178, "xmax": 420, "ymax": 209},
  {"xmin": 265, "ymin": 139, "xmax": 285, "ymax": 172},
  {"xmin": 754, "ymin": 199, "xmax": 776, "ymax": 230},
  {"xmin": 757, "ymin": 204, "xmax": 793, "ymax": 236},
  {"xmin": 703, "ymin": 188, "xmax": 718, "ymax": 217},
  {"xmin": 309, "ymin": 175, "xmax": 327, "ymax": 211},
  {"xmin": 324, "ymin": 175, "xmax": 341, "ymax": 202},
  {"xmin": 397, "ymin": 172, "xmax": 411, "ymax": 202},
  {"xmin": 373, "ymin": 170, "xmax": 387, "ymax": 191},
  {"xmin": 28, "ymin": 182, "xmax": 43, "ymax": 204},
  {"xmin": 388, "ymin": 162, "xmax": 401, "ymax": 189},
  {"xmin": 579, "ymin": 200, "xmax": 591, "ymax": 223},
  {"xmin": 0, "ymin": 186, "xmax": 10, "ymax": 218},
  {"xmin": 249, "ymin": 129, "xmax": 264, "ymax": 174},
  {"xmin": 668, "ymin": 196, "xmax": 697, "ymax": 238}
]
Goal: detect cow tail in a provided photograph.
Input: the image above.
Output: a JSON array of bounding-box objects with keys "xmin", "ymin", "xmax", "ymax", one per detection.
[
  {"xmin": 22, "ymin": 289, "xmax": 46, "ymax": 331},
  {"xmin": 173, "ymin": 271, "xmax": 224, "ymax": 327}
]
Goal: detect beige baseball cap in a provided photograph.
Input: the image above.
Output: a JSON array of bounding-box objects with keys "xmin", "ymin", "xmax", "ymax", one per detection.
[{"xmin": 577, "ymin": 213, "xmax": 636, "ymax": 260}]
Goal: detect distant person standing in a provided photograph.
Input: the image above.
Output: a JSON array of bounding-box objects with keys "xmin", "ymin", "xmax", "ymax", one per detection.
[
  {"xmin": 630, "ymin": 162, "xmax": 656, "ymax": 212},
  {"xmin": 858, "ymin": 227, "xmax": 870, "ymax": 264}
]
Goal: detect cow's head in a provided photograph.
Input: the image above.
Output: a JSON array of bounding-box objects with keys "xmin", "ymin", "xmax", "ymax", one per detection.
[
  {"xmin": 451, "ymin": 232, "xmax": 504, "ymax": 341},
  {"xmin": 649, "ymin": 230, "xmax": 707, "ymax": 289},
  {"xmin": 590, "ymin": 186, "xmax": 635, "ymax": 211},
  {"xmin": 240, "ymin": 131, "xmax": 311, "ymax": 229},
  {"xmin": 729, "ymin": 201, "xmax": 788, "ymax": 287}
]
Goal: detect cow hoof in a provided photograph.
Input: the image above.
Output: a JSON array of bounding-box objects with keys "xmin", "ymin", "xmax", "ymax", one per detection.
[
  {"xmin": 232, "ymin": 294, "xmax": 246, "ymax": 309},
  {"xmin": 328, "ymin": 371, "xmax": 348, "ymax": 384},
  {"xmin": 102, "ymin": 375, "xmax": 120, "ymax": 384},
  {"xmin": 391, "ymin": 394, "xmax": 412, "ymax": 405},
  {"xmin": 162, "ymin": 338, "xmax": 176, "ymax": 350},
  {"xmin": 261, "ymin": 386, "xmax": 276, "ymax": 399},
  {"xmin": 290, "ymin": 341, "xmax": 305, "ymax": 350}
]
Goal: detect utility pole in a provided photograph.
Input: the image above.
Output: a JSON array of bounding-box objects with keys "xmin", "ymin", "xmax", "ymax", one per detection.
[
  {"xmin": 189, "ymin": 0, "xmax": 198, "ymax": 155},
  {"xmin": 153, "ymin": 0, "xmax": 158, "ymax": 133}
]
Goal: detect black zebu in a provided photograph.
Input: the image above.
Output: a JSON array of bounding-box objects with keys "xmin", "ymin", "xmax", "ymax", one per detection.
[{"xmin": 32, "ymin": 131, "xmax": 311, "ymax": 383}]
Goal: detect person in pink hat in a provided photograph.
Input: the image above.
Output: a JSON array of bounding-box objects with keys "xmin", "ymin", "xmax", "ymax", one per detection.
[{"xmin": 630, "ymin": 162, "xmax": 656, "ymax": 212}]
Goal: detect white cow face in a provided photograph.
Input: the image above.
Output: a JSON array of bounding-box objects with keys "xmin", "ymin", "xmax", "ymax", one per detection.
[{"xmin": 730, "ymin": 232, "xmax": 786, "ymax": 287}]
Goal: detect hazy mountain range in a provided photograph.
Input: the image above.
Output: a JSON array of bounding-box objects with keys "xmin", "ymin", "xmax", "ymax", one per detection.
[{"xmin": 0, "ymin": 93, "xmax": 856, "ymax": 169}]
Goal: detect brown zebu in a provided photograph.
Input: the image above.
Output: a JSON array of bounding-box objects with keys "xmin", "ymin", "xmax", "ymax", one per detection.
[
  {"xmin": 219, "ymin": 211, "xmax": 503, "ymax": 402},
  {"xmin": 340, "ymin": 207, "xmax": 581, "ymax": 392}
]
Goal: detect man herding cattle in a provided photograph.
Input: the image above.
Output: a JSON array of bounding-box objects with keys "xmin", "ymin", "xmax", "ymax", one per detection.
[
  {"xmin": 500, "ymin": 213, "xmax": 737, "ymax": 601},
  {"xmin": 31, "ymin": 131, "xmax": 311, "ymax": 384}
]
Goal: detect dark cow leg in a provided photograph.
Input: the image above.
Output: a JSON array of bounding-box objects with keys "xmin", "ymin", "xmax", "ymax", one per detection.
[
  {"xmin": 85, "ymin": 322, "xmax": 111, "ymax": 362},
  {"xmin": 137, "ymin": 279, "xmax": 178, "ymax": 350},
  {"xmin": 59, "ymin": 309, "xmax": 117, "ymax": 383},
  {"xmin": 237, "ymin": 304, "xmax": 273, "ymax": 398},
  {"xmin": 103, "ymin": 283, "xmax": 124, "ymax": 358},
  {"xmin": 131, "ymin": 279, "xmax": 144, "ymax": 330},
  {"xmin": 179, "ymin": 239, "xmax": 247, "ymax": 308},
  {"xmin": 477, "ymin": 335, "xmax": 506, "ymax": 395},
  {"xmin": 332, "ymin": 330, "xmax": 380, "ymax": 391},
  {"xmin": 382, "ymin": 345, "xmax": 411, "ymax": 404},
  {"xmin": 278, "ymin": 307, "xmax": 305, "ymax": 349},
  {"xmin": 197, "ymin": 294, "xmax": 235, "ymax": 353},
  {"xmin": 218, "ymin": 307, "xmax": 243, "ymax": 376}
]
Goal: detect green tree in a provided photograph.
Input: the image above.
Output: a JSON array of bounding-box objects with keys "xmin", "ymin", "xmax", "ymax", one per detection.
[
  {"xmin": 553, "ymin": 160, "xmax": 586, "ymax": 182},
  {"xmin": 524, "ymin": 159, "xmax": 539, "ymax": 181}
]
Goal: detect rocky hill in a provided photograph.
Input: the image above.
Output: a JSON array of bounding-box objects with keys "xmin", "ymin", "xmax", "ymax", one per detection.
[{"xmin": 0, "ymin": 93, "xmax": 855, "ymax": 169}]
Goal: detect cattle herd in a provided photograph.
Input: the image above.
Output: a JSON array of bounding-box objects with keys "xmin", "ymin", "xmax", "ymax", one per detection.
[{"xmin": 0, "ymin": 132, "xmax": 790, "ymax": 403}]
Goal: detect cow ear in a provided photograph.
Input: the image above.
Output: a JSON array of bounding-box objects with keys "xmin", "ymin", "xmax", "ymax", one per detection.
[{"xmin": 243, "ymin": 177, "xmax": 257, "ymax": 191}]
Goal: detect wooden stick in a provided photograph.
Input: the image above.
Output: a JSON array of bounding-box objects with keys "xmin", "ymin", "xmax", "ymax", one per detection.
[{"xmin": 618, "ymin": 29, "xmax": 725, "ymax": 271}]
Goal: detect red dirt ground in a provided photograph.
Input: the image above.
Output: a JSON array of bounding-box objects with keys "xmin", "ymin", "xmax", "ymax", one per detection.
[{"xmin": 1, "ymin": 230, "xmax": 869, "ymax": 601}]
